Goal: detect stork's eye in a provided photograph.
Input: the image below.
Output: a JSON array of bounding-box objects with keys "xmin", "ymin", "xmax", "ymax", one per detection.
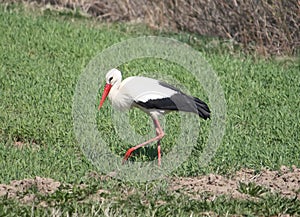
[{"xmin": 108, "ymin": 77, "xmax": 113, "ymax": 83}]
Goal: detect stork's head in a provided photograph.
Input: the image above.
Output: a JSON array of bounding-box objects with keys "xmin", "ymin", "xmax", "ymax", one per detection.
[
  {"xmin": 105, "ymin": 68, "xmax": 122, "ymax": 86},
  {"xmin": 98, "ymin": 69, "xmax": 122, "ymax": 110}
]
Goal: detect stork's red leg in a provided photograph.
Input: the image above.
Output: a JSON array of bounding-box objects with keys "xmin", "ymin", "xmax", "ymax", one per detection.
[
  {"xmin": 122, "ymin": 118, "xmax": 164, "ymax": 165},
  {"xmin": 154, "ymin": 122, "xmax": 162, "ymax": 166},
  {"xmin": 157, "ymin": 140, "xmax": 161, "ymax": 166}
]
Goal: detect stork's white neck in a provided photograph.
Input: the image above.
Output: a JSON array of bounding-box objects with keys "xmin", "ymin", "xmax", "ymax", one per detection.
[{"xmin": 108, "ymin": 78, "xmax": 121, "ymax": 102}]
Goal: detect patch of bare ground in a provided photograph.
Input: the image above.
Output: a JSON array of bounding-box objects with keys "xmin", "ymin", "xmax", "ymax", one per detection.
[
  {"xmin": 0, "ymin": 177, "xmax": 61, "ymax": 204},
  {"xmin": 1, "ymin": 166, "xmax": 299, "ymax": 206},
  {"xmin": 0, "ymin": 174, "xmax": 112, "ymax": 206},
  {"xmin": 13, "ymin": 140, "xmax": 40, "ymax": 150},
  {"xmin": 170, "ymin": 165, "xmax": 300, "ymax": 201}
]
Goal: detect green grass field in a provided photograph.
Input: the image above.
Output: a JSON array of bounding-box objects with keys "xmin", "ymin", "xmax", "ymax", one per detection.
[{"xmin": 0, "ymin": 4, "xmax": 300, "ymax": 216}]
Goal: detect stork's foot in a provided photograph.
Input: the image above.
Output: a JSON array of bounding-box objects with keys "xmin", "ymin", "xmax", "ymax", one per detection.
[
  {"xmin": 122, "ymin": 147, "xmax": 135, "ymax": 164},
  {"xmin": 122, "ymin": 143, "xmax": 163, "ymax": 166}
]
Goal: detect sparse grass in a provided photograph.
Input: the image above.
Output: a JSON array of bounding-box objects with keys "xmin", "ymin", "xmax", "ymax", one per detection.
[
  {"xmin": 0, "ymin": 3, "xmax": 300, "ymax": 216},
  {"xmin": 238, "ymin": 182, "xmax": 269, "ymax": 197},
  {"xmin": 1, "ymin": 181, "xmax": 300, "ymax": 216}
]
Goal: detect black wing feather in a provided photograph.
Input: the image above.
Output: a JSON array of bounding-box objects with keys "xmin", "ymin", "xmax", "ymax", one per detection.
[{"xmin": 134, "ymin": 93, "xmax": 210, "ymax": 120}]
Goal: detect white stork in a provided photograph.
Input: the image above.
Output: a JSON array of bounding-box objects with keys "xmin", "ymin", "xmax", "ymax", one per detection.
[{"xmin": 98, "ymin": 68, "xmax": 210, "ymax": 166}]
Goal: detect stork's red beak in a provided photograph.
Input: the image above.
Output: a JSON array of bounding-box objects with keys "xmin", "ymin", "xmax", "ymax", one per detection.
[{"xmin": 98, "ymin": 84, "xmax": 112, "ymax": 110}]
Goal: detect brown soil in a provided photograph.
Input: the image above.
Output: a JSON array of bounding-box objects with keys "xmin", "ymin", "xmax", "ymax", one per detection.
[
  {"xmin": 0, "ymin": 166, "xmax": 299, "ymax": 205},
  {"xmin": 170, "ymin": 165, "xmax": 300, "ymax": 200},
  {"xmin": 0, "ymin": 177, "xmax": 60, "ymax": 204}
]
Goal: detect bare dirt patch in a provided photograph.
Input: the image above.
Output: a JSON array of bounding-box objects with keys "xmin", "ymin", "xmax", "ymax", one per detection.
[
  {"xmin": 170, "ymin": 165, "xmax": 300, "ymax": 201},
  {"xmin": 13, "ymin": 140, "xmax": 40, "ymax": 150},
  {"xmin": 0, "ymin": 177, "xmax": 61, "ymax": 204},
  {"xmin": 1, "ymin": 166, "xmax": 299, "ymax": 205}
]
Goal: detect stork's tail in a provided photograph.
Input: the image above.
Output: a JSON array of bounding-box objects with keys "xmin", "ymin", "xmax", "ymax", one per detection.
[{"xmin": 193, "ymin": 97, "xmax": 211, "ymax": 120}]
